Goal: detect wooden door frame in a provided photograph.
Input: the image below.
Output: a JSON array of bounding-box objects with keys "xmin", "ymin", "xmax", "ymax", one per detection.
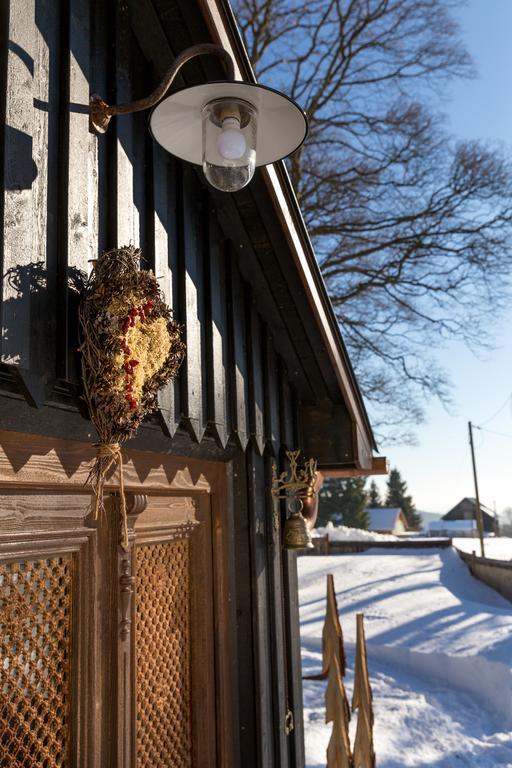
[{"xmin": 0, "ymin": 429, "xmax": 237, "ymax": 768}]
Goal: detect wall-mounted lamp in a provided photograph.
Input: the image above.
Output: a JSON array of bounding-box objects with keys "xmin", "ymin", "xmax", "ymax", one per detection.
[
  {"xmin": 90, "ymin": 44, "xmax": 307, "ymax": 193},
  {"xmin": 272, "ymin": 450, "xmax": 318, "ymax": 550}
]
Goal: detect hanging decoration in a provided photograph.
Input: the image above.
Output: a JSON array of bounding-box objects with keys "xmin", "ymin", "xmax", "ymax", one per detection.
[
  {"xmin": 271, "ymin": 449, "xmax": 317, "ymax": 550},
  {"xmin": 79, "ymin": 245, "xmax": 185, "ymax": 548}
]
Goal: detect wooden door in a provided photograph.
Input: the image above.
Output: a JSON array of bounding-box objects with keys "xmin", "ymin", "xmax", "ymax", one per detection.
[{"xmin": 0, "ymin": 446, "xmax": 224, "ymax": 768}]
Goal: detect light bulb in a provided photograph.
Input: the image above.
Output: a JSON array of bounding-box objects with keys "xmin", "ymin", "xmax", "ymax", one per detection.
[
  {"xmin": 202, "ymin": 98, "xmax": 258, "ymax": 192},
  {"xmin": 217, "ymin": 117, "xmax": 247, "ymax": 160}
]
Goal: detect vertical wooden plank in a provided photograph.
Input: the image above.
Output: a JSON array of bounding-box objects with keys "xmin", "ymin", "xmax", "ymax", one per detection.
[
  {"xmin": 90, "ymin": 0, "xmax": 109, "ymax": 255},
  {"xmin": 180, "ymin": 165, "xmax": 207, "ymax": 442},
  {"xmin": 1, "ymin": 1, "xmax": 35, "ymax": 375},
  {"xmin": 264, "ymin": 452, "xmax": 291, "ymax": 767},
  {"xmin": 279, "ymin": 364, "xmax": 296, "ymax": 450},
  {"xmin": 231, "ymin": 448, "xmax": 257, "ymax": 765},
  {"xmin": 282, "ymin": 379, "xmax": 305, "ymax": 766},
  {"xmin": 247, "ymin": 302, "xmax": 265, "ymax": 454},
  {"xmin": 68, "ymin": 0, "xmax": 95, "ymax": 264},
  {"xmin": 213, "ymin": 461, "xmax": 240, "ymax": 768},
  {"xmin": 283, "ymin": 551, "xmax": 306, "ymax": 768},
  {"xmin": 131, "ymin": 50, "xmax": 148, "ymax": 258},
  {"xmin": 114, "ymin": 2, "xmax": 140, "ymax": 247},
  {"xmin": 247, "ymin": 443, "xmax": 275, "ymax": 768},
  {"xmin": 227, "ymin": 250, "xmax": 249, "ymax": 449},
  {"xmin": 63, "ymin": 0, "xmax": 96, "ymax": 383},
  {"xmin": 33, "ymin": 0, "xmax": 61, "ymax": 397},
  {"xmin": 206, "ymin": 209, "xmax": 229, "ymax": 448},
  {"xmin": 263, "ymin": 329, "xmax": 280, "ymax": 455},
  {"xmin": 154, "ymin": 149, "xmax": 181, "ymax": 437},
  {"xmin": 190, "ymin": 495, "xmax": 218, "ymax": 766}
]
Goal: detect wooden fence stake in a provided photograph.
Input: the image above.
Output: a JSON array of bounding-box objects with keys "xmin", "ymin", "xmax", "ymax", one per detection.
[
  {"xmin": 322, "ymin": 575, "xmax": 353, "ymax": 768},
  {"xmin": 352, "ymin": 613, "xmax": 375, "ymax": 768}
]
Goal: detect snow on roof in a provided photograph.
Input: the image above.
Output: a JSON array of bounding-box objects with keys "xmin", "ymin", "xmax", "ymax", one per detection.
[{"xmin": 367, "ymin": 507, "xmax": 404, "ymax": 531}]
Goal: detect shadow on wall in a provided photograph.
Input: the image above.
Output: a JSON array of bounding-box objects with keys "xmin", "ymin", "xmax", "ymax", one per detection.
[
  {"xmin": 2, "ymin": 261, "xmax": 87, "ymax": 405},
  {"xmin": 3, "ymin": 126, "xmax": 38, "ymax": 190}
]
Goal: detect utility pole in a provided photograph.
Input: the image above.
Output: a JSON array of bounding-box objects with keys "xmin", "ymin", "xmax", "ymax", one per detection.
[{"xmin": 468, "ymin": 421, "xmax": 485, "ymax": 558}]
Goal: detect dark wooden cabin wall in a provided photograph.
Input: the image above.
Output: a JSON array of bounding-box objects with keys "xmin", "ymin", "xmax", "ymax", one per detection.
[{"xmin": 0, "ymin": 1, "xmax": 307, "ymax": 765}]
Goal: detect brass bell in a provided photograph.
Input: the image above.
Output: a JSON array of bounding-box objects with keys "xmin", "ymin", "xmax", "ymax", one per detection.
[{"xmin": 283, "ymin": 510, "xmax": 314, "ymax": 550}]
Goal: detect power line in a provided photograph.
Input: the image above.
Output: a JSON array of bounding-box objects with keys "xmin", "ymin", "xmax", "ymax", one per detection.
[
  {"xmin": 478, "ymin": 393, "xmax": 512, "ymax": 427},
  {"xmin": 473, "ymin": 424, "xmax": 512, "ymax": 440}
]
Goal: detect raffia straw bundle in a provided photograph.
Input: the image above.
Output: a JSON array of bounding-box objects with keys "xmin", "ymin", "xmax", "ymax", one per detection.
[{"xmin": 79, "ymin": 245, "xmax": 185, "ymax": 547}]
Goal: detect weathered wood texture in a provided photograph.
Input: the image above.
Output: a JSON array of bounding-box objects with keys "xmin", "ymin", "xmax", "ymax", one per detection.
[
  {"xmin": 0, "ymin": 0, "xmax": 356, "ymax": 467},
  {"xmin": 0, "ymin": 1, "xmax": 359, "ymax": 766}
]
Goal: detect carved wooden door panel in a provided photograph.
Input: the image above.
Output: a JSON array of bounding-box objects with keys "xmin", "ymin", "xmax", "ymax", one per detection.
[
  {"xmin": 130, "ymin": 495, "xmax": 217, "ymax": 768},
  {"xmin": 0, "ymin": 491, "xmax": 94, "ymax": 768}
]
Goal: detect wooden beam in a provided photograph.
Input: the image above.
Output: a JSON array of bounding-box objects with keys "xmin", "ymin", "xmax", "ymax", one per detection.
[{"xmin": 319, "ymin": 457, "xmax": 389, "ymax": 479}]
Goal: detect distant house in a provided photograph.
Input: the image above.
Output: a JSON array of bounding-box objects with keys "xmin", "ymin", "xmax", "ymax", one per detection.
[
  {"xmin": 443, "ymin": 498, "xmax": 496, "ymax": 533},
  {"xmin": 428, "ymin": 519, "xmax": 478, "ymax": 537},
  {"xmin": 367, "ymin": 507, "xmax": 408, "ymax": 535}
]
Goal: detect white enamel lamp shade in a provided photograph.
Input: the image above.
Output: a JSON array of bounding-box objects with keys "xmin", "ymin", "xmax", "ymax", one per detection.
[{"xmin": 149, "ymin": 80, "xmax": 308, "ymax": 166}]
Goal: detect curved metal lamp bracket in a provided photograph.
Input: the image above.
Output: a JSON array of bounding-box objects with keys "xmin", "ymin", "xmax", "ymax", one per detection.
[{"xmin": 90, "ymin": 43, "xmax": 236, "ymax": 134}]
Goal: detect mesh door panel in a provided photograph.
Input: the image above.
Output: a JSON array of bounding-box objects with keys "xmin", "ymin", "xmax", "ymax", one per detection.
[
  {"xmin": 0, "ymin": 556, "xmax": 73, "ymax": 767},
  {"xmin": 135, "ymin": 539, "xmax": 192, "ymax": 768}
]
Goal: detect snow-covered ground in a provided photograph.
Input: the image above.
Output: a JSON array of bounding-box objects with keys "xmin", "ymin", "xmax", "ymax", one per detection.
[
  {"xmin": 454, "ymin": 537, "xmax": 512, "ymax": 561},
  {"xmin": 299, "ymin": 547, "xmax": 512, "ymax": 767}
]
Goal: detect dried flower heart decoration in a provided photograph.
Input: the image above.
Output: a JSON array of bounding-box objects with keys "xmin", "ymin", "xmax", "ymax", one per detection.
[{"xmin": 79, "ymin": 245, "xmax": 185, "ymax": 547}]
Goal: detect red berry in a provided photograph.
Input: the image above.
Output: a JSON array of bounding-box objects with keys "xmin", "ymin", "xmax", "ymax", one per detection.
[{"xmin": 129, "ymin": 359, "xmax": 140, "ymax": 367}]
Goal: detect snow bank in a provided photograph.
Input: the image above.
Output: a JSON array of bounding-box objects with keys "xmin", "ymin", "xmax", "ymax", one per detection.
[
  {"xmin": 454, "ymin": 536, "xmax": 512, "ymax": 561},
  {"xmin": 313, "ymin": 521, "xmax": 398, "ymax": 542},
  {"xmin": 299, "ymin": 548, "xmax": 512, "ymax": 730},
  {"xmin": 302, "ymin": 645, "xmax": 512, "ymax": 768}
]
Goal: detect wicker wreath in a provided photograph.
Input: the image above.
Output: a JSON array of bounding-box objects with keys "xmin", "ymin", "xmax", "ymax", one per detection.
[{"xmin": 79, "ymin": 245, "xmax": 185, "ymax": 546}]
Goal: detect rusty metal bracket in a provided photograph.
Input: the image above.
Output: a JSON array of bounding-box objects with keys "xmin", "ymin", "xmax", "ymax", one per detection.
[{"xmin": 90, "ymin": 43, "xmax": 235, "ymax": 134}]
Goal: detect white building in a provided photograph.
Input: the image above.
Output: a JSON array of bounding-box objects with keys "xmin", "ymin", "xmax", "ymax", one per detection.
[{"xmin": 367, "ymin": 507, "xmax": 408, "ymax": 535}]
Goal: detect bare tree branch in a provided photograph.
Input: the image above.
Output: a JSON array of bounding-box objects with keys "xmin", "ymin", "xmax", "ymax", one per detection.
[{"xmin": 233, "ymin": 0, "xmax": 512, "ymax": 442}]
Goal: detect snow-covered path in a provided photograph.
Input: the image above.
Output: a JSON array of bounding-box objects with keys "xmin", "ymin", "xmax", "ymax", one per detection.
[{"xmin": 299, "ymin": 548, "xmax": 512, "ymax": 767}]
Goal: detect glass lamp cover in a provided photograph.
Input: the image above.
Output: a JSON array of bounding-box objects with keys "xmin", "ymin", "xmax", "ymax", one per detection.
[{"xmin": 202, "ymin": 98, "xmax": 257, "ymax": 192}]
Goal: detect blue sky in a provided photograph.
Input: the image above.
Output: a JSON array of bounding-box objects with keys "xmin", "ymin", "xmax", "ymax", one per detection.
[{"xmin": 374, "ymin": 0, "xmax": 512, "ymax": 515}]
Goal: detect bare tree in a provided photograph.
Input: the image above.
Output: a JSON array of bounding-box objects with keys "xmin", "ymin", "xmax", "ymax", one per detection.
[{"xmin": 234, "ymin": 0, "xmax": 512, "ymax": 442}]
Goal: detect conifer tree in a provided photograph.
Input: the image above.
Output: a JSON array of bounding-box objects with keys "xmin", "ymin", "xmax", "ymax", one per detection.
[
  {"xmin": 385, "ymin": 468, "xmax": 422, "ymax": 530},
  {"xmin": 318, "ymin": 478, "xmax": 369, "ymax": 530},
  {"xmin": 368, "ymin": 480, "xmax": 382, "ymax": 508}
]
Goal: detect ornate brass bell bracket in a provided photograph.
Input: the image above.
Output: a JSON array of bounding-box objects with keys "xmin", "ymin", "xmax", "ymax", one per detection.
[{"xmin": 271, "ymin": 450, "xmax": 317, "ymax": 551}]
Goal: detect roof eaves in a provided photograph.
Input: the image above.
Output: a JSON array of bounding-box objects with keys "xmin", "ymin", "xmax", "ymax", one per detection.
[{"xmin": 198, "ymin": 0, "xmax": 377, "ymax": 455}]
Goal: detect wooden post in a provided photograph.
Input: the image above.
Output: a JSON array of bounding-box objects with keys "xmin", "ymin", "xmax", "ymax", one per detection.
[
  {"xmin": 352, "ymin": 614, "xmax": 375, "ymax": 768},
  {"xmin": 468, "ymin": 421, "xmax": 485, "ymax": 558},
  {"xmin": 323, "ymin": 575, "xmax": 353, "ymax": 768}
]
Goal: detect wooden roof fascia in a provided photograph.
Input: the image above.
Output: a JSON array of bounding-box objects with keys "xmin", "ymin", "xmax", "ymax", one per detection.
[{"xmin": 318, "ymin": 457, "xmax": 389, "ymax": 479}]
